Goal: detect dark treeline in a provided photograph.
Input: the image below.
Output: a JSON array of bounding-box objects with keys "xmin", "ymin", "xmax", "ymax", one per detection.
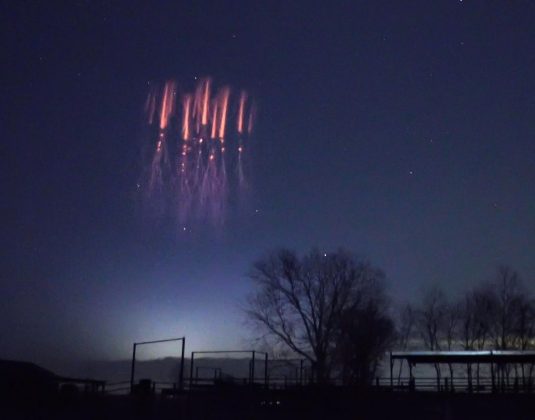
[
  {"xmin": 245, "ymin": 248, "xmax": 534, "ymax": 386},
  {"xmin": 402, "ymin": 265, "xmax": 535, "ymax": 352}
]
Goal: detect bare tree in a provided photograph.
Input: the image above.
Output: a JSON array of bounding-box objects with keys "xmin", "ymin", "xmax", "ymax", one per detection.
[
  {"xmin": 441, "ymin": 300, "xmax": 461, "ymax": 384},
  {"xmin": 396, "ymin": 303, "xmax": 416, "ymax": 382},
  {"xmin": 479, "ymin": 266, "xmax": 531, "ymax": 387},
  {"xmin": 459, "ymin": 293, "xmax": 476, "ymax": 351},
  {"xmin": 397, "ymin": 303, "xmax": 416, "ymax": 351},
  {"xmin": 245, "ymin": 248, "xmax": 389, "ymax": 383},
  {"xmin": 511, "ymin": 296, "xmax": 535, "ymax": 386},
  {"xmin": 416, "ymin": 286, "xmax": 447, "ymax": 351},
  {"xmin": 459, "ymin": 286, "xmax": 494, "ymax": 350},
  {"xmin": 454, "ymin": 285, "xmax": 495, "ymax": 389},
  {"xmin": 488, "ymin": 266, "xmax": 525, "ymax": 350},
  {"xmin": 515, "ymin": 297, "xmax": 535, "ymax": 351},
  {"xmin": 335, "ymin": 282, "xmax": 394, "ymax": 385},
  {"xmin": 444, "ymin": 301, "xmax": 461, "ymax": 351},
  {"xmin": 415, "ymin": 286, "xmax": 448, "ymax": 385}
]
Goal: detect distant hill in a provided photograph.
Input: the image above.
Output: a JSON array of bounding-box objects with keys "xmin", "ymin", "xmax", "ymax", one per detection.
[
  {"xmin": 0, "ymin": 359, "xmax": 59, "ymax": 395},
  {"xmin": 0, "ymin": 359, "xmax": 105, "ymax": 396},
  {"xmin": 67, "ymin": 357, "xmax": 279, "ymax": 384}
]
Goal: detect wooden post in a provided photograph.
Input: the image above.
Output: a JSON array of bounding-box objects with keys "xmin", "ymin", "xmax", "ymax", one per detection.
[
  {"xmin": 189, "ymin": 352, "xmax": 195, "ymax": 390},
  {"xmin": 389, "ymin": 352, "xmax": 394, "ymax": 389},
  {"xmin": 491, "ymin": 361, "xmax": 495, "ymax": 393},
  {"xmin": 130, "ymin": 343, "xmax": 137, "ymax": 394},
  {"xmin": 467, "ymin": 363, "xmax": 472, "ymax": 393},
  {"xmin": 264, "ymin": 353, "xmax": 269, "ymax": 389},
  {"xmin": 477, "ymin": 362, "xmax": 480, "ymax": 392},
  {"xmin": 179, "ymin": 338, "xmax": 185, "ymax": 390},
  {"xmin": 251, "ymin": 351, "xmax": 256, "ymax": 386},
  {"xmin": 409, "ymin": 362, "xmax": 414, "ymax": 391}
]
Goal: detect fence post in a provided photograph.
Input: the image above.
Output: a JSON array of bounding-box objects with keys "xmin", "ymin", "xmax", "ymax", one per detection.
[
  {"xmin": 264, "ymin": 353, "xmax": 268, "ymax": 389},
  {"xmin": 389, "ymin": 352, "xmax": 393, "ymax": 389},
  {"xmin": 179, "ymin": 337, "xmax": 185, "ymax": 390},
  {"xmin": 130, "ymin": 343, "xmax": 137, "ymax": 394},
  {"xmin": 251, "ymin": 351, "xmax": 256, "ymax": 386},
  {"xmin": 189, "ymin": 352, "xmax": 195, "ymax": 390}
]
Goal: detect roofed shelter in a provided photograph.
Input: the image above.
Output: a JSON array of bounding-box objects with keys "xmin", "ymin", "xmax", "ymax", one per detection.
[{"xmin": 390, "ymin": 351, "xmax": 535, "ymax": 393}]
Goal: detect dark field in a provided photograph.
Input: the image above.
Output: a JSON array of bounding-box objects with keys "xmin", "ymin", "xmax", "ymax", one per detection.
[{"xmin": 4, "ymin": 388, "xmax": 535, "ymax": 420}]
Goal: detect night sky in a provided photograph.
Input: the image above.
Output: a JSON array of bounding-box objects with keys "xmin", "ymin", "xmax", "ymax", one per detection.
[{"xmin": 1, "ymin": 1, "xmax": 534, "ymax": 372}]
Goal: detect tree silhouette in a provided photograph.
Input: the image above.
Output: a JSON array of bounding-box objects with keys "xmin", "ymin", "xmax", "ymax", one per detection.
[
  {"xmin": 489, "ymin": 265, "xmax": 526, "ymax": 350},
  {"xmin": 246, "ymin": 248, "xmax": 391, "ymax": 383},
  {"xmin": 335, "ymin": 295, "xmax": 394, "ymax": 385},
  {"xmin": 416, "ymin": 286, "xmax": 447, "ymax": 351}
]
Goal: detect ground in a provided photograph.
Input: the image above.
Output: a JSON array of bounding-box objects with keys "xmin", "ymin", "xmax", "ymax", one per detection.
[{"xmin": 3, "ymin": 388, "xmax": 535, "ymax": 419}]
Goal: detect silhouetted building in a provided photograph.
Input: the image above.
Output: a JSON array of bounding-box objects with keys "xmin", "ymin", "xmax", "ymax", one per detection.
[{"xmin": 0, "ymin": 359, "xmax": 105, "ymax": 399}]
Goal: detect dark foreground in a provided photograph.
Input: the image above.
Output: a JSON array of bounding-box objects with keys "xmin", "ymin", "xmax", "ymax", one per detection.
[{"xmin": 4, "ymin": 388, "xmax": 535, "ymax": 420}]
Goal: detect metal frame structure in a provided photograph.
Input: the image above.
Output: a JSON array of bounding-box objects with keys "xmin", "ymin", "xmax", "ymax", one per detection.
[
  {"xmin": 189, "ymin": 350, "xmax": 268, "ymax": 389},
  {"xmin": 130, "ymin": 337, "xmax": 186, "ymax": 394},
  {"xmin": 195, "ymin": 366, "xmax": 222, "ymax": 382},
  {"xmin": 266, "ymin": 358, "xmax": 308, "ymax": 387},
  {"xmin": 390, "ymin": 351, "xmax": 535, "ymax": 392}
]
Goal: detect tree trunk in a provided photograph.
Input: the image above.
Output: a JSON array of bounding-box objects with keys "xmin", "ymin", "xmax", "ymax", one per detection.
[{"xmin": 314, "ymin": 354, "xmax": 329, "ymax": 385}]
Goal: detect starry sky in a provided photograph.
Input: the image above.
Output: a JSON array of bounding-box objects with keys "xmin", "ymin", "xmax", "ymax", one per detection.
[{"xmin": 1, "ymin": 1, "xmax": 534, "ymax": 372}]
